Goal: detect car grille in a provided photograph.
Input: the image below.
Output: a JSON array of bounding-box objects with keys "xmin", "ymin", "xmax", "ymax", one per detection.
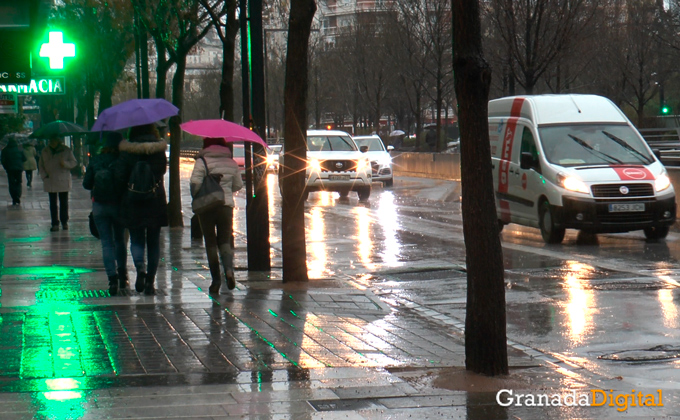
[
  {"xmin": 591, "ymin": 183, "xmax": 654, "ymax": 198},
  {"xmin": 371, "ymin": 162, "xmax": 379, "ymax": 174},
  {"xmin": 320, "ymin": 160, "xmax": 357, "ymax": 172}
]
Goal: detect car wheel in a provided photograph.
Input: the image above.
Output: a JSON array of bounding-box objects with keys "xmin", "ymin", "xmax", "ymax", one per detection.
[
  {"xmin": 357, "ymin": 187, "xmax": 371, "ymax": 201},
  {"xmin": 644, "ymin": 226, "xmax": 669, "ymax": 241},
  {"xmin": 539, "ymin": 200, "xmax": 565, "ymax": 244},
  {"xmin": 384, "ymin": 178, "xmax": 393, "ymax": 188},
  {"xmin": 338, "ymin": 189, "xmax": 350, "ymax": 198}
]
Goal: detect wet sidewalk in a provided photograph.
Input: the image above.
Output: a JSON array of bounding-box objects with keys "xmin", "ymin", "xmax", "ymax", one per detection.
[{"xmin": 0, "ymin": 168, "xmax": 657, "ymax": 419}]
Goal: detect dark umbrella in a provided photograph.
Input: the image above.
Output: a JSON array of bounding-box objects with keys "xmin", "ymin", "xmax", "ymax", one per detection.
[
  {"xmin": 91, "ymin": 98, "xmax": 179, "ymax": 132},
  {"xmin": 0, "ymin": 133, "xmax": 32, "ymax": 148},
  {"xmin": 29, "ymin": 120, "xmax": 87, "ymax": 139}
]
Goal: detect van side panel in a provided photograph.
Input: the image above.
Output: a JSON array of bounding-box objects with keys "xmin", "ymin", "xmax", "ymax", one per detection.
[{"xmin": 497, "ymin": 98, "xmax": 525, "ymax": 223}]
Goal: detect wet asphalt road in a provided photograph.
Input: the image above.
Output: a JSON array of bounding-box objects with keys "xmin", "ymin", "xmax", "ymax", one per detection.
[{"xmin": 284, "ymin": 173, "xmax": 680, "ymax": 399}]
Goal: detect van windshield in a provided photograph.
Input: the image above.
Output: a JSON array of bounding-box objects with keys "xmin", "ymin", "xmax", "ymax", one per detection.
[{"xmin": 539, "ymin": 124, "xmax": 654, "ymax": 167}]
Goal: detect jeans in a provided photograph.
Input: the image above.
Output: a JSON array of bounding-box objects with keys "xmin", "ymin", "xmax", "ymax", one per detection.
[
  {"xmin": 25, "ymin": 170, "xmax": 33, "ymax": 187},
  {"xmin": 6, "ymin": 170, "xmax": 22, "ymax": 203},
  {"xmin": 198, "ymin": 206, "xmax": 234, "ymax": 283},
  {"xmin": 49, "ymin": 192, "xmax": 69, "ymax": 226},
  {"xmin": 129, "ymin": 226, "xmax": 161, "ymax": 277},
  {"xmin": 92, "ymin": 202, "xmax": 127, "ymax": 277}
]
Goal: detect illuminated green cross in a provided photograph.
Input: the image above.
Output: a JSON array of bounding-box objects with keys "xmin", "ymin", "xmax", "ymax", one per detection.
[{"xmin": 39, "ymin": 32, "xmax": 75, "ymax": 69}]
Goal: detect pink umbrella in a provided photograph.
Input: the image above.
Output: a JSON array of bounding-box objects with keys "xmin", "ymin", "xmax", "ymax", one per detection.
[{"xmin": 180, "ymin": 119, "xmax": 268, "ymax": 148}]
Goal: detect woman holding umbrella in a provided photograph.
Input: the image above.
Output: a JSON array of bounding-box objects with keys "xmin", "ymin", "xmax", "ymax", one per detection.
[
  {"xmin": 115, "ymin": 123, "xmax": 168, "ymax": 295},
  {"xmin": 39, "ymin": 135, "xmax": 77, "ymax": 230},
  {"xmin": 1, "ymin": 138, "xmax": 26, "ymax": 205},
  {"xmin": 189, "ymin": 137, "xmax": 243, "ymax": 293}
]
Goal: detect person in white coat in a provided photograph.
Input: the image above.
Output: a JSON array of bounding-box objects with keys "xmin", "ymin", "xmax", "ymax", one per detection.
[
  {"xmin": 39, "ymin": 136, "xmax": 77, "ymax": 231},
  {"xmin": 189, "ymin": 137, "xmax": 243, "ymax": 293}
]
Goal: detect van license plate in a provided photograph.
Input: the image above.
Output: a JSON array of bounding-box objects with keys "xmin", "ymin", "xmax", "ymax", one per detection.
[
  {"xmin": 609, "ymin": 203, "xmax": 645, "ymax": 212},
  {"xmin": 329, "ymin": 175, "xmax": 350, "ymax": 181}
]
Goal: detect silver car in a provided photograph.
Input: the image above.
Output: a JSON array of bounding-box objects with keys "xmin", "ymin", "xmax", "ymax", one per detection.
[{"xmin": 353, "ymin": 135, "xmax": 394, "ymax": 187}]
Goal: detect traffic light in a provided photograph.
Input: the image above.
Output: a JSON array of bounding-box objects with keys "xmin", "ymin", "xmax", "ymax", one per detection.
[{"xmin": 661, "ymin": 105, "xmax": 671, "ymax": 115}]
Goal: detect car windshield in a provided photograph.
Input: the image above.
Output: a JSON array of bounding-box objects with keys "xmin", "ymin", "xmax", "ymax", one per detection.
[
  {"xmin": 539, "ymin": 124, "xmax": 654, "ymax": 167},
  {"xmin": 307, "ymin": 135, "xmax": 357, "ymax": 151},
  {"xmin": 354, "ymin": 137, "xmax": 385, "ymax": 151}
]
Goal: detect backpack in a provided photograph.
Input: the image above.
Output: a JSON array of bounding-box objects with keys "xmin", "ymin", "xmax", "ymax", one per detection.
[
  {"xmin": 92, "ymin": 163, "xmax": 116, "ymax": 202},
  {"xmin": 127, "ymin": 159, "xmax": 159, "ymax": 202}
]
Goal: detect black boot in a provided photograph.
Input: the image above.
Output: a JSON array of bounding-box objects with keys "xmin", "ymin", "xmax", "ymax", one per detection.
[
  {"xmin": 135, "ymin": 271, "xmax": 146, "ymax": 293},
  {"xmin": 108, "ymin": 275, "xmax": 119, "ymax": 296},
  {"xmin": 144, "ymin": 273, "xmax": 155, "ymax": 295},
  {"xmin": 118, "ymin": 269, "xmax": 129, "ymax": 290}
]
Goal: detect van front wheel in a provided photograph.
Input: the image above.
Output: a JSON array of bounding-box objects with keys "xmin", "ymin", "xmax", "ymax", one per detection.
[{"xmin": 539, "ymin": 201, "xmax": 565, "ymax": 244}]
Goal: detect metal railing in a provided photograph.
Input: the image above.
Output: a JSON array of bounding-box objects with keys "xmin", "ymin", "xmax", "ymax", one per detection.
[{"xmin": 639, "ymin": 128, "xmax": 680, "ymax": 166}]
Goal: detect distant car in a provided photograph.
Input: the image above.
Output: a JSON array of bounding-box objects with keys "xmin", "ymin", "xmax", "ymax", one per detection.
[
  {"xmin": 353, "ymin": 135, "xmax": 394, "ymax": 187},
  {"xmin": 279, "ymin": 129, "xmax": 372, "ymax": 201},
  {"xmin": 266, "ymin": 144, "xmax": 282, "ymax": 173}
]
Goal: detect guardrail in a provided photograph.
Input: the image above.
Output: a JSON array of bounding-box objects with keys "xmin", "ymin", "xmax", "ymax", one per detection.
[{"xmin": 639, "ymin": 128, "xmax": 680, "ymax": 166}]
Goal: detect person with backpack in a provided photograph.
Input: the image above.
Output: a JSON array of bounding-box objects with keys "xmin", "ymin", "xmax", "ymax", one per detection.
[
  {"xmin": 1, "ymin": 138, "xmax": 26, "ymax": 205},
  {"xmin": 114, "ymin": 123, "xmax": 168, "ymax": 295},
  {"xmin": 39, "ymin": 136, "xmax": 78, "ymax": 230},
  {"xmin": 189, "ymin": 137, "xmax": 243, "ymax": 294},
  {"xmin": 83, "ymin": 132, "xmax": 128, "ymax": 296}
]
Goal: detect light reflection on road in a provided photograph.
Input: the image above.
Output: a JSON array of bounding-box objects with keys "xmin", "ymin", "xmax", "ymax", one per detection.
[{"xmin": 561, "ymin": 262, "xmax": 596, "ymax": 345}]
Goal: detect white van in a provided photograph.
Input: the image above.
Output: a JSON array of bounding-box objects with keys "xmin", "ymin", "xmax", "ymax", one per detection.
[{"xmin": 489, "ymin": 94, "xmax": 676, "ymax": 243}]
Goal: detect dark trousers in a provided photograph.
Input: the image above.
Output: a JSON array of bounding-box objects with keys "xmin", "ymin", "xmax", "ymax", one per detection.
[
  {"xmin": 49, "ymin": 192, "xmax": 69, "ymax": 226},
  {"xmin": 25, "ymin": 170, "xmax": 33, "ymax": 187},
  {"xmin": 129, "ymin": 226, "xmax": 161, "ymax": 278},
  {"xmin": 6, "ymin": 170, "xmax": 22, "ymax": 203},
  {"xmin": 198, "ymin": 206, "xmax": 234, "ymax": 284}
]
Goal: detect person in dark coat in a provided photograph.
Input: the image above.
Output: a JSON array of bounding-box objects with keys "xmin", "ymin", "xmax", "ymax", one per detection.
[
  {"xmin": 39, "ymin": 136, "xmax": 78, "ymax": 231},
  {"xmin": 1, "ymin": 138, "xmax": 26, "ymax": 205},
  {"xmin": 83, "ymin": 132, "xmax": 128, "ymax": 295},
  {"xmin": 189, "ymin": 137, "xmax": 243, "ymax": 294},
  {"xmin": 114, "ymin": 124, "xmax": 168, "ymax": 295}
]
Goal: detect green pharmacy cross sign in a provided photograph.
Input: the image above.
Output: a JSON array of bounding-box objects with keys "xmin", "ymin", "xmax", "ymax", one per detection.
[{"xmin": 39, "ymin": 32, "xmax": 75, "ymax": 70}]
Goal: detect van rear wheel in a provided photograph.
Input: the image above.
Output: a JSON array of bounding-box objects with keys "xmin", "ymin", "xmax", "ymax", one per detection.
[
  {"xmin": 644, "ymin": 226, "xmax": 669, "ymax": 241},
  {"xmin": 539, "ymin": 201, "xmax": 565, "ymax": 244}
]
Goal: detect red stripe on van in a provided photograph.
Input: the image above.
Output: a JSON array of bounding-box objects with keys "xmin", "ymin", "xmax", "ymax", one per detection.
[
  {"xmin": 498, "ymin": 98, "xmax": 525, "ymax": 194},
  {"xmin": 500, "ymin": 200, "xmax": 511, "ymax": 223}
]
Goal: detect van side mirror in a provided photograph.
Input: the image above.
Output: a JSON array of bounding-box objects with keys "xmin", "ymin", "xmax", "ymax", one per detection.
[
  {"xmin": 652, "ymin": 148, "xmax": 661, "ymax": 160},
  {"xmin": 520, "ymin": 152, "xmax": 536, "ymax": 170},
  {"xmin": 387, "ymin": 145, "xmax": 394, "ymax": 151},
  {"xmin": 360, "ymin": 145, "xmax": 369, "ymax": 153}
]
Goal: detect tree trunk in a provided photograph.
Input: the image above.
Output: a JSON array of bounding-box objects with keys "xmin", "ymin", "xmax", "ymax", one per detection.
[
  {"xmin": 155, "ymin": 40, "xmax": 169, "ymax": 99},
  {"xmin": 168, "ymin": 57, "xmax": 186, "ymax": 228},
  {"xmin": 220, "ymin": 0, "xmax": 238, "ymax": 121},
  {"xmin": 452, "ymin": 0, "xmax": 509, "ymax": 376},
  {"xmin": 281, "ymin": 0, "xmax": 316, "ymax": 282}
]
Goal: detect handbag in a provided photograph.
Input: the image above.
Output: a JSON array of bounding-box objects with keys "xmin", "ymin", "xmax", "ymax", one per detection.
[
  {"xmin": 88, "ymin": 211, "xmax": 100, "ymax": 239},
  {"xmin": 191, "ymin": 157, "xmax": 225, "ymax": 215}
]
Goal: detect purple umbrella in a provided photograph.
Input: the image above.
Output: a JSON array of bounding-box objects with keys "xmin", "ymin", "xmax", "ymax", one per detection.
[
  {"xmin": 91, "ymin": 98, "xmax": 179, "ymax": 132},
  {"xmin": 180, "ymin": 119, "xmax": 268, "ymax": 147}
]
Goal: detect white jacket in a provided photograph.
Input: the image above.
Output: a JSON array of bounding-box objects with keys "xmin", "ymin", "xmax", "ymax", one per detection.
[{"xmin": 189, "ymin": 145, "xmax": 243, "ymax": 208}]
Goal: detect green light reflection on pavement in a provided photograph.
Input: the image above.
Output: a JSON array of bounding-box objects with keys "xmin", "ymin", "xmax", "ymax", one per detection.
[
  {"xmin": 36, "ymin": 387, "xmax": 86, "ymax": 420},
  {"xmin": 8, "ymin": 237, "xmax": 43, "ymax": 243},
  {"xmin": 1, "ymin": 266, "xmax": 95, "ymax": 278}
]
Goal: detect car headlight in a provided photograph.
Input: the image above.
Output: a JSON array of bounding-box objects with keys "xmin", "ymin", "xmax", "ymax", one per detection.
[
  {"xmin": 377, "ymin": 156, "xmax": 392, "ymax": 166},
  {"xmin": 356, "ymin": 158, "xmax": 369, "ymax": 172},
  {"xmin": 655, "ymin": 173, "xmax": 671, "ymax": 192},
  {"xmin": 557, "ymin": 173, "xmax": 589, "ymax": 194},
  {"xmin": 308, "ymin": 158, "xmax": 321, "ymax": 172},
  {"xmin": 266, "ymin": 154, "xmax": 276, "ymax": 166}
]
